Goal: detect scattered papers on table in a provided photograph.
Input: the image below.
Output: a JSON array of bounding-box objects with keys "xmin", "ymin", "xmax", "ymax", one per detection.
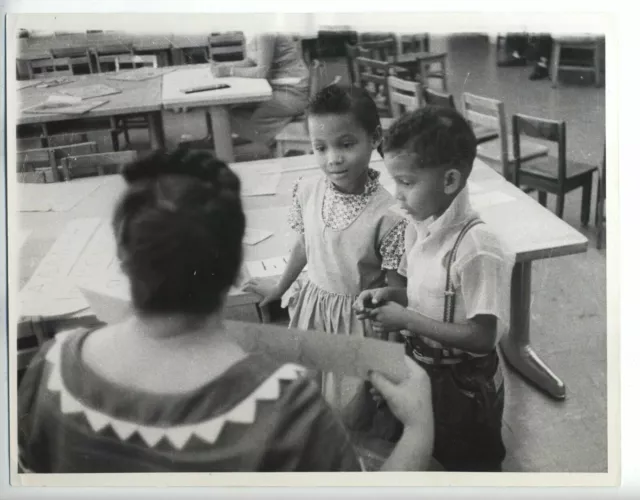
[
  {"xmin": 19, "ymin": 218, "xmax": 102, "ymax": 318},
  {"xmin": 58, "ymin": 84, "xmax": 122, "ymax": 100},
  {"xmin": 241, "ymin": 171, "xmax": 281, "ymax": 197},
  {"xmin": 35, "ymin": 76, "xmax": 72, "ymax": 88},
  {"xmin": 471, "ymin": 190, "xmax": 516, "ymax": 210},
  {"xmin": 18, "ymin": 177, "xmax": 107, "ymax": 212},
  {"xmin": 246, "ymin": 255, "xmax": 289, "ymax": 279},
  {"xmin": 243, "ymin": 228, "xmax": 274, "ymax": 246},
  {"xmin": 106, "ymin": 67, "xmax": 177, "ymax": 82},
  {"xmin": 17, "ymin": 80, "xmax": 40, "ymax": 90},
  {"xmin": 18, "ymin": 230, "xmax": 31, "ymax": 250},
  {"xmin": 22, "ymin": 95, "xmax": 109, "ymax": 115}
]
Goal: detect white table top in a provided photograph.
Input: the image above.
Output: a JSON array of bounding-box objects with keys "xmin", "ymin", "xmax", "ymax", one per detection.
[
  {"xmin": 161, "ymin": 65, "xmax": 272, "ymax": 109},
  {"xmin": 15, "ymin": 155, "xmax": 588, "ymax": 318}
]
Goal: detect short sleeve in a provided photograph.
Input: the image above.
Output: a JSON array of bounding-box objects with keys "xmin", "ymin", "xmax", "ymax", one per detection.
[
  {"xmin": 260, "ymin": 375, "xmax": 363, "ymax": 472},
  {"xmin": 459, "ymin": 250, "xmax": 514, "ymax": 338},
  {"xmin": 380, "ymin": 219, "xmax": 408, "ymax": 270},
  {"xmin": 287, "ymin": 177, "xmax": 305, "ymax": 236},
  {"xmin": 397, "ymin": 222, "xmax": 416, "ymax": 277}
]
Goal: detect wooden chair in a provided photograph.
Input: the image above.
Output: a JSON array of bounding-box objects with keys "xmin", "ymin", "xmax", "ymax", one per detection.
[
  {"xmin": 61, "ymin": 150, "xmax": 138, "ymax": 181},
  {"xmin": 354, "ymin": 57, "xmax": 407, "ymax": 118},
  {"xmin": 551, "ymin": 36, "xmax": 604, "ymax": 88},
  {"xmin": 512, "ymin": 113, "xmax": 597, "ymax": 224},
  {"xmin": 209, "ymin": 32, "xmax": 245, "ymax": 62},
  {"xmin": 93, "ymin": 44, "xmax": 134, "ymax": 72},
  {"xmin": 359, "ymin": 38, "xmax": 397, "ymax": 62},
  {"xmin": 387, "ymin": 76, "xmax": 423, "ymax": 118},
  {"xmin": 398, "ymin": 33, "xmax": 430, "ymax": 54},
  {"xmin": 114, "ymin": 54, "xmax": 158, "ymax": 71},
  {"xmin": 462, "ymin": 92, "xmax": 548, "ymax": 181},
  {"xmin": 415, "ymin": 52, "xmax": 449, "ymax": 92},
  {"xmin": 595, "ymin": 146, "xmax": 606, "ymax": 248},
  {"xmin": 27, "ymin": 57, "xmax": 74, "ymax": 79},
  {"xmin": 17, "ymin": 141, "xmax": 98, "ymax": 183},
  {"xmin": 423, "ymin": 87, "xmax": 456, "ymax": 109},
  {"xmin": 273, "ymin": 60, "xmax": 335, "ymax": 157},
  {"xmin": 50, "ymin": 47, "xmax": 93, "ymax": 74}
]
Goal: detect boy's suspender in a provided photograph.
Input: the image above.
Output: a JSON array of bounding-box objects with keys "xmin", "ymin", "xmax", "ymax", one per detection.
[
  {"xmin": 408, "ymin": 217, "xmax": 484, "ymax": 364},
  {"xmin": 443, "ymin": 217, "xmax": 485, "ymax": 324}
]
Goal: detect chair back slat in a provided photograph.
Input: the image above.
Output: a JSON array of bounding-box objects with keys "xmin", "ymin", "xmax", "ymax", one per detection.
[
  {"xmin": 359, "ymin": 38, "xmax": 396, "ymax": 61},
  {"xmin": 465, "ymin": 109, "xmax": 499, "ymax": 129},
  {"xmin": 512, "ymin": 113, "xmax": 563, "ymax": 142},
  {"xmin": 387, "ymin": 76, "xmax": 423, "ymax": 118},
  {"xmin": 115, "ymin": 54, "xmax": 158, "ymax": 72},
  {"xmin": 61, "ymin": 151, "xmax": 138, "ymax": 181}
]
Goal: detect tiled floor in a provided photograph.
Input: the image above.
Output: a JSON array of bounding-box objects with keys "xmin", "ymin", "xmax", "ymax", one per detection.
[{"xmin": 99, "ymin": 34, "xmax": 609, "ymax": 472}]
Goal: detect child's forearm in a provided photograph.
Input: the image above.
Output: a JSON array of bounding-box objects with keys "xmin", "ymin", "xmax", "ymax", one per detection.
[
  {"xmin": 381, "ymin": 425, "xmax": 433, "ymax": 471},
  {"xmin": 275, "ymin": 236, "xmax": 307, "ymax": 296},
  {"xmin": 386, "ymin": 287, "xmax": 409, "ymax": 307},
  {"xmin": 403, "ymin": 310, "xmax": 497, "ymax": 355}
]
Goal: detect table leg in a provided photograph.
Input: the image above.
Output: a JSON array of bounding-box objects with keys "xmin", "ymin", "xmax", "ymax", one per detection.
[
  {"xmin": 147, "ymin": 111, "xmax": 166, "ymax": 150},
  {"xmin": 208, "ymin": 105, "xmax": 234, "ymax": 163},
  {"xmin": 499, "ymin": 261, "xmax": 567, "ymax": 400}
]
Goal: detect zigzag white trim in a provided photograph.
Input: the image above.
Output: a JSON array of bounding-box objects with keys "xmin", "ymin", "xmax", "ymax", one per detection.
[{"xmin": 45, "ymin": 331, "xmax": 306, "ymax": 450}]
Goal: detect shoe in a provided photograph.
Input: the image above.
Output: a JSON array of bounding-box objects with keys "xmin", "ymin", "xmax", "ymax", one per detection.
[
  {"xmin": 498, "ymin": 56, "xmax": 528, "ymax": 67},
  {"xmin": 529, "ymin": 63, "xmax": 550, "ymax": 80}
]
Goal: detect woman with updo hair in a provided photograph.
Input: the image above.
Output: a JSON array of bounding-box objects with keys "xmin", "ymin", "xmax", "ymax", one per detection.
[{"xmin": 18, "ymin": 149, "xmax": 434, "ymax": 473}]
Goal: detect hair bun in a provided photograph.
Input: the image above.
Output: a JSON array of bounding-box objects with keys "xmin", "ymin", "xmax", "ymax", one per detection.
[{"xmin": 122, "ymin": 149, "xmax": 234, "ymax": 189}]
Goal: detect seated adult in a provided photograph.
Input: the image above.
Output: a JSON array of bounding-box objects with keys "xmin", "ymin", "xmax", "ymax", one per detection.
[
  {"xmin": 18, "ymin": 149, "xmax": 434, "ymax": 473},
  {"xmin": 210, "ymin": 33, "xmax": 310, "ymax": 150}
]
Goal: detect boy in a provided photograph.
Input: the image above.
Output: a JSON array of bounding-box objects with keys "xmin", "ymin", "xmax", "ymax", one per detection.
[{"xmin": 356, "ymin": 106, "xmax": 514, "ymax": 472}]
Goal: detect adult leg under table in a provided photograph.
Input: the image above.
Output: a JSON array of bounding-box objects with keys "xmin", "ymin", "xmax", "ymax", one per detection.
[{"xmin": 499, "ymin": 260, "xmax": 567, "ymax": 400}]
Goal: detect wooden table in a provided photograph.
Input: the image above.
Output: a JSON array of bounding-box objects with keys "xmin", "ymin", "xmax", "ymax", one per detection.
[
  {"xmin": 16, "ymin": 155, "xmax": 587, "ymax": 399},
  {"xmin": 16, "ymin": 72, "xmax": 166, "ymax": 150},
  {"xmin": 161, "ymin": 65, "xmax": 272, "ymax": 162}
]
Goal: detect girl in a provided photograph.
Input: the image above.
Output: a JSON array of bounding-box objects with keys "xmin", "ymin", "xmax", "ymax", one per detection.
[
  {"xmin": 244, "ymin": 85, "xmax": 407, "ymax": 424},
  {"xmin": 18, "ymin": 149, "xmax": 433, "ymax": 473}
]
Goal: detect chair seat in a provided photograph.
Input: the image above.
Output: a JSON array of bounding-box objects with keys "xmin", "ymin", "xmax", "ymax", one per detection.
[
  {"xmin": 520, "ymin": 158, "xmax": 598, "ymax": 181},
  {"xmin": 477, "ymin": 136, "xmax": 548, "ymax": 163},
  {"xmin": 473, "ymin": 125, "xmax": 499, "ymax": 144}
]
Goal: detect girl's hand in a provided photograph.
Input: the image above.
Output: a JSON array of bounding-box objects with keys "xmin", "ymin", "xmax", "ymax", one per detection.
[
  {"xmin": 369, "ymin": 302, "xmax": 409, "ymax": 332},
  {"xmin": 243, "ymin": 279, "xmax": 282, "ymax": 307},
  {"xmin": 354, "ymin": 288, "xmax": 392, "ymax": 318},
  {"xmin": 370, "ymin": 356, "xmax": 433, "ymax": 432},
  {"xmin": 210, "ymin": 63, "xmax": 232, "ymax": 78}
]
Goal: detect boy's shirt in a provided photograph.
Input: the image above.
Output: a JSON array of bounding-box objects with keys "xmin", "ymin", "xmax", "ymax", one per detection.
[{"xmin": 398, "ymin": 185, "xmax": 515, "ymax": 356}]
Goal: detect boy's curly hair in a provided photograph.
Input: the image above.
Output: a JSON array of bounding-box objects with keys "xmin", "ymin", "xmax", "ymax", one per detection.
[{"xmin": 383, "ymin": 106, "xmax": 477, "ymax": 173}]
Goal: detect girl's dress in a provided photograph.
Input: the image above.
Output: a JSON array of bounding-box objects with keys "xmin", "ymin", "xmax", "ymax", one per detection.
[
  {"xmin": 18, "ymin": 328, "xmax": 362, "ymax": 473},
  {"xmin": 286, "ymin": 168, "xmax": 406, "ymax": 418}
]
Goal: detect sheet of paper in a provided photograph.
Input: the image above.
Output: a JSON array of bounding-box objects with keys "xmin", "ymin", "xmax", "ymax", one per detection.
[
  {"xmin": 246, "ymin": 255, "xmax": 289, "ymax": 279},
  {"xmin": 243, "ymin": 228, "xmax": 274, "ymax": 246},
  {"xmin": 106, "ymin": 67, "xmax": 176, "ymax": 81},
  {"xmin": 22, "ymin": 98, "xmax": 109, "ymax": 116},
  {"xmin": 241, "ymin": 171, "xmax": 281, "ymax": 197},
  {"xmin": 58, "ymin": 84, "xmax": 122, "ymax": 100},
  {"xmin": 470, "ymin": 190, "xmax": 516, "ymax": 210},
  {"xmin": 19, "ymin": 218, "xmax": 102, "ymax": 317},
  {"xmin": 76, "ymin": 283, "xmax": 409, "ymax": 383},
  {"xmin": 18, "ymin": 230, "xmax": 31, "ymax": 250},
  {"xmin": 18, "ymin": 177, "xmax": 107, "ymax": 212}
]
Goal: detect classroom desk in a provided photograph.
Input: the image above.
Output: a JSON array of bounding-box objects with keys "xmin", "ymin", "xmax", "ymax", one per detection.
[
  {"xmin": 161, "ymin": 65, "xmax": 272, "ymax": 162},
  {"xmin": 16, "ymin": 155, "xmax": 587, "ymax": 399},
  {"xmin": 16, "ymin": 72, "xmax": 166, "ymax": 150}
]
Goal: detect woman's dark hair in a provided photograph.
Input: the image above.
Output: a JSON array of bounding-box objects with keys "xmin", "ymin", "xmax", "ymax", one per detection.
[
  {"xmin": 307, "ymin": 84, "xmax": 383, "ymax": 157},
  {"xmin": 383, "ymin": 106, "xmax": 477, "ymax": 174},
  {"xmin": 112, "ymin": 148, "xmax": 245, "ymax": 316}
]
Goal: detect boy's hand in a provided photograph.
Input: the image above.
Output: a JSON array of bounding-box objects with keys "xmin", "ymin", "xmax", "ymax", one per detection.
[
  {"xmin": 354, "ymin": 288, "xmax": 392, "ymax": 319},
  {"xmin": 369, "ymin": 302, "xmax": 409, "ymax": 332},
  {"xmin": 243, "ymin": 279, "xmax": 282, "ymax": 308}
]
